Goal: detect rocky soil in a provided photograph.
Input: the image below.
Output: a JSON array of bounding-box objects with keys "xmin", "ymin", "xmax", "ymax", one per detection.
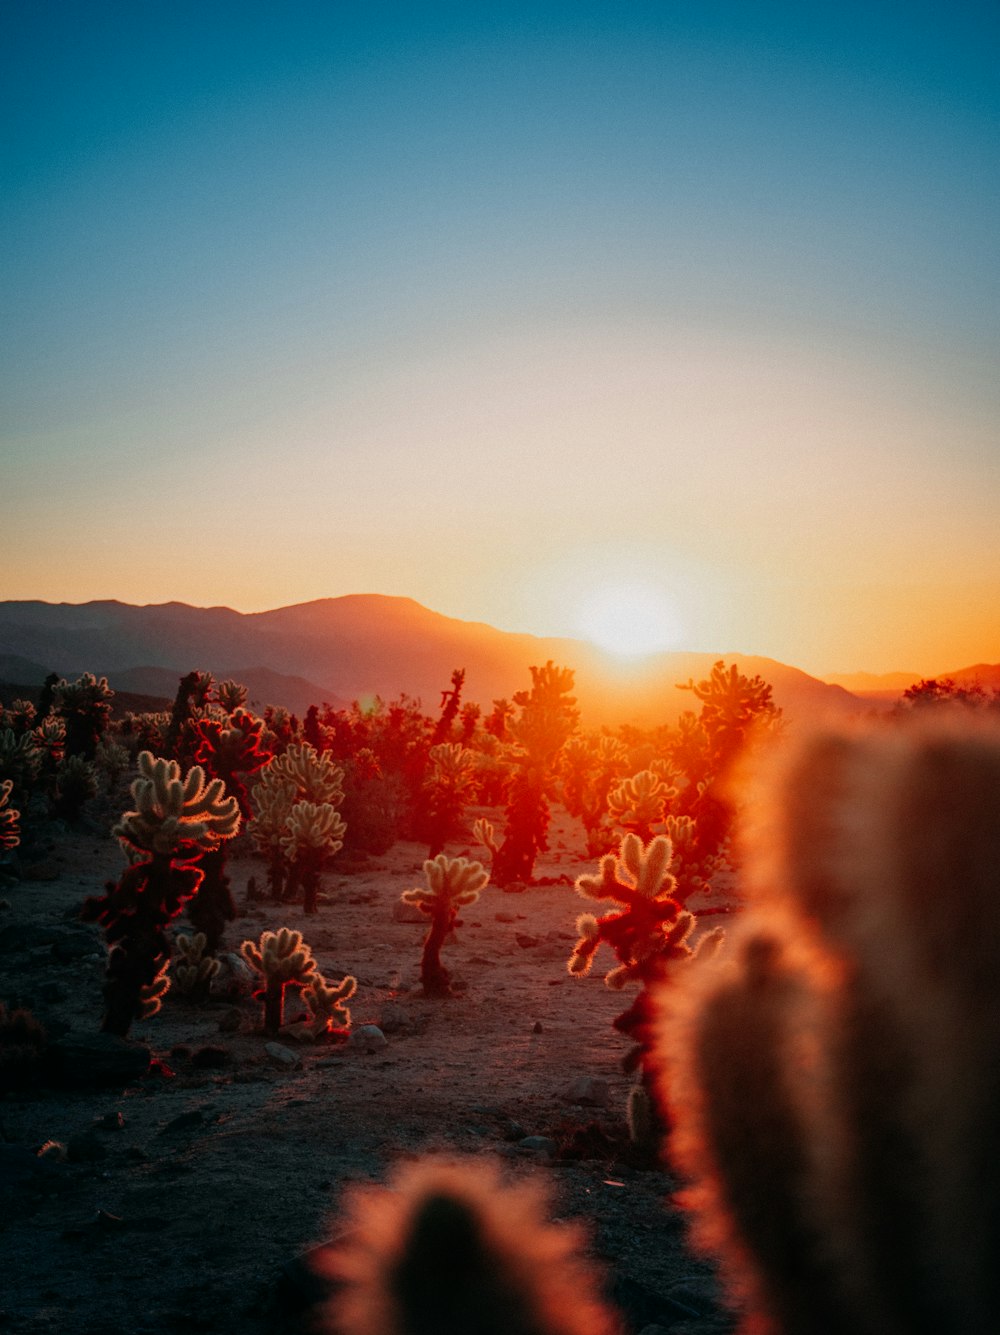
[{"xmin": 1, "ymin": 805, "xmax": 737, "ymax": 1335}]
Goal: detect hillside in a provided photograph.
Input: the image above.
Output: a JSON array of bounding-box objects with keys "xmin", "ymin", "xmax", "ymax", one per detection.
[{"xmin": 2, "ymin": 595, "xmax": 873, "ymax": 727}]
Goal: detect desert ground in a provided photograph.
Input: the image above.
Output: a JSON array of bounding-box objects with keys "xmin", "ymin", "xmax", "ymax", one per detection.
[{"xmin": 1, "ymin": 803, "xmax": 736, "ymax": 1335}]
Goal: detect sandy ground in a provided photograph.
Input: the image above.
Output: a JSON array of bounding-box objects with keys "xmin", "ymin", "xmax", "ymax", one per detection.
[{"xmin": 1, "ymin": 804, "xmax": 737, "ymax": 1335}]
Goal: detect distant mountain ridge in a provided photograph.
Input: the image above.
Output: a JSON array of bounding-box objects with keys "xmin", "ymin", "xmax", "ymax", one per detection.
[{"xmin": 2, "ymin": 595, "xmax": 988, "ymax": 727}]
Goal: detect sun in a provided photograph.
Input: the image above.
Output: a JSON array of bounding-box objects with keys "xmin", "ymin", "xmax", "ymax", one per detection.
[{"xmin": 576, "ymin": 580, "xmax": 684, "ymax": 659}]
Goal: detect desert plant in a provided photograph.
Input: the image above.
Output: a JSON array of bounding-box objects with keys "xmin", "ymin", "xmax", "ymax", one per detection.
[
  {"xmin": 82, "ymin": 751, "xmax": 240, "ymax": 1036},
  {"xmin": 560, "ymin": 733, "xmax": 629, "ymax": 855},
  {"xmin": 301, "ymin": 972, "xmax": 358, "ymax": 1038},
  {"xmin": 240, "ymin": 927, "xmax": 318, "ymax": 1033},
  {"xmin": 606, "ymin": 767, "xmax": 677, "ymax": 843},
  {"xmin": 164, "ymin": 669, "xmax": 215, "ymax": 762},
  {"xmin": 401, "ymin": 854, "xmax": 489, "ymax": 996},
  {"xmin": 249, "ymin": 768, "xmax": 298, "ymax": 900},
  {"xmin": 52, "ymin": 753, "xmax": 99, "ymax": 820},
  {"xmin": 568, "ymin": 832, "xmax": 722, "ymax": 1081},
  {"xmin": 492, "ymin": 662, "xmax": 579, "ymax": 887},
  {"xmin": 0, "ymin": 779, "xmax": 20, "ymax": 851},
  {"xmin": 322, "ymin": 1155, "xmax": 617, "ymax": 1335},
  {"xmin": 52, "ymin": 672, "xmax": 114, "ymax": 760},
  {"xmin": 215, "ymin": 678, "xmax": 249, "ymax": 713},
  {"xmin": 171, "ymin": 931, "xmax": 221, "ymax": 1001},
  {"xmin": 420, "ymin": 742, "xmax": 476, "ymax": 857},
  {"xmin": 281, "ymin": 800, "xmax": 347, "ymax": 913},
  {"xmin": 652, "ymin": 718, "xmax": 1000, "ymax": 1335},
  {"xmin": 94, "ymin": 736, "xmax": 130, "ymax": 794}
]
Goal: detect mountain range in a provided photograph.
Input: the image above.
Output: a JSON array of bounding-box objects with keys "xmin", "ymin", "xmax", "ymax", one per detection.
[{"xmin": 0, "ymin": 596, "xmax": 995, "ymax": 727}]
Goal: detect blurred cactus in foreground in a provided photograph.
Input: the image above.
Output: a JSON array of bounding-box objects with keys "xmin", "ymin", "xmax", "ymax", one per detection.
[
  {"xmin": 653, "ymin": 717, "xmax": 1000, "ymax": 1335},
  {"xmin": 321, "ymin": 1156, "xmax": 618, "ymax": 1335}
]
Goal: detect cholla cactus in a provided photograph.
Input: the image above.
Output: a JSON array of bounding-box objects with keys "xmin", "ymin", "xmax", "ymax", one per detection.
[
  {"xmin": 322, "ymin": 1156, "xmax": 617, "ymax": 1335},
  {"xmin": 82, "ymin": 752, "xmax": 240, "ymax": 1036},
  {"xmin": 53, "ymin": 672, "xmax": 114, "ymax": 760},
  {"xmin": 241, "ymin": 926, "xmax": 319, "ymax": 1033},
  {"xmin": 171, "ymin": 931, "xmax": 221, "ymax": 1000},
  {"xmin": 421, "ymin": 742, "xmax": 476, "ymax": 857},
  {"xmin": 114, "ymin": 751, "xmax": 240, "ymax": 858},
  {"xmin": 249, "ymin": 769, "xmax": 298, "ymax": 900},
  {"xmin": 215, "ymin": 679, "xmax": 249, "ymax": 714},
  {"xmin": 0, "ymin": 727, "xmax": 42, "ymax": 803},
  {"xmin": 0, "ymin": 780, "xmax": 20, "ymax": 851},
  {"xmin": 560, "ymin": 733, "xmax": 628, "ymax": 855},
  {"xmin": 281, "ymin": 800, "xmax": 347, "ymax": 914},
  {"xmin": 402, "ymin": 854, "xmax": 489, "ymax": 996},
  {"xmin": 302, "ymin": 972, "xmax": 358, "ymax": 1037},
  {"xmin": 137, "ymin": 958, "xmax": 171, "ymax": 1019},
  {"xmin": 652, "ymin": 718, "xmax": 1000, "ymax": 1335},
  {"xmin": 268, "ymin": 742, "xmax": 345, "ymax": 806},
  {"xmin": 53, "ymin": 754, "xmax": 98, "ymax": 820},
  {"xmin": 94, "ymin": 736, "xmax": 131, "ymax": 793},
  {"xmin": 569, "ymin": 833, "xmax": 722, "ymax": 1075},
  {"xmin": 606, "ymin": 769, "xmax": 676, "ymax": 843},
  {"xmin": 193, "ymin": 708, "xmax": 272, "ymax": 820}
]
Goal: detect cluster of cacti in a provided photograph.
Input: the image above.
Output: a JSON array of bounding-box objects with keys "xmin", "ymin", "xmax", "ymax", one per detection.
[
  {"xmin": 401, "ymin": 854, "xmax": 490, "ymax": 996},
  {"xmin": 82, "ymin": 751, "xmax": 240, "ymax": 1035},
  {"xmin": 52, "ymin": 753, "xmax": 99, "ymax": 820},
  {"xmin": 605, "ymin": 766, "xmax": 677, "ymax": 842},
  {"xmin": 491, "ymin": 662, "xmax": 579, "ymax": 886},
  {"xmin": 322, "ymin": 1155, "xmax": 617, "ymax": 1335},
  {"xmin": 250, "ymin": 742, "xmax": 347, "ymax": 911},
  {"xmin": 652, "ymin": 717, "xmax": 1000, "ymax": 1334},
  {"xmin": 569, "ymin": 832, "xmax": 723, "ymax": 1079},
  {"xmin": 240, "ymin": 926, "xmax": 355, "ymax": 1035},
  {"xmin": 559, "ymin": 733, "xmax": 628, "ymax": 855}
]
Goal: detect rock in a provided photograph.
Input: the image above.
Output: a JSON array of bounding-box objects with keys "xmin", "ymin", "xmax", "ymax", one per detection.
[
  {"xmin": 532, "ymin": 1020, "xmax": 544, "ymax": 1034},
  {"xmin": 349, "ymin": 1025, "xmax": 388, "ymax": 1053},
  {"xmin": 210, "ymin": 952, "xmax": 255, "ymax": 999},
  {"xmin": 502, "ymin": 880, "xmax": 527, "ymax": 894},
  {"xmin": 495, "ymin": 912, "xmax": 518, "ymax": 923},
  {"xmin": 159, "ymin": 1109, "xmax": 205, "ymax": 1135},
  {"xmin": 562, "ymin": 1076, "xmax": 611, "ymax": 1107},
  {"xmin": 515, "ymin": 933, "xmax": 540, "ymax": 949},
  {"xmin": 190, "ymin": 1045, "xmax": 230, "ymax": 1069},
  {"xmin": 265, "ymin": 1042, "xmax": 301, "ymax": 1069},
  {"xmin": 216, "ymin": 1006, "xmax": 244, "ymax": 1033},
  {"xmin": 518, "ymin": 1136, "xmax": 557, "ymax": 1156},
  {"xmin": 48, "ymin": 1033, "xmax": 151, "ymax": 1088}
]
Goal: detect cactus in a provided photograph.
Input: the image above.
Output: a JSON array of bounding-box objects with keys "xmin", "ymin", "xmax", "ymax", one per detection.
[
  {"xmin": 52, "ymin": 672, "xmax": 114, "ymax": 760},
  {"xmin": 401, "ymin": 854, "xmax": 489, "ymax": 996},
  {"xmin": 281, "ymin": 800, "xmax": 347, "ymax": 914},
  {"xmin": 652, "ymin": 718, "xmax": 1000, "ymax": 1335},
  {"xmin": 302, "ymin": 972, "xmax": 358, "ymax": 1037},
  {"xmin": 606, "ymin": 768, "xmax": 676, "ymax": 842},
  {"xmin": 52, "ymin": 754, "xmax": 99, "ymax": 820},
  {"xmin": 249, "ymin": 769, "xmax": 298, "ymax": 901},
  {"xmin": 569, "ymin": 832, "xmax": 722, "ymax": 1082},
  {"xmin": 268, "ymin": 742, "xmax": 345, "ymax": 806},
  {"xmin": 421, "ymin": 741, "xmax": 476, "ymax": 857},
  {"xmin": 241, "ymin": 927, "xmax": 319, "ymax": 1033},
  {"xmin": 215, "ymin": 678, "xmax": 249, "ymax": 713},
  {"xmin": 0, "ymin": 779, "xmax": 20, "ymax": 851},
  {"xmin": 171, "ymin": 931, "xmax": 221, "ymax": 1000},
  {"xmin": 82, "ymin": 751, "xmax": 240, "ymax": 1036},
  {"xmin": 322, "ymin": 1156, "xmax": 617, "ymax": 1335}
]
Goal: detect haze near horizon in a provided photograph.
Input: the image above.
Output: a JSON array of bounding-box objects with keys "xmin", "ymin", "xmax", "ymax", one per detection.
[{"xmin": 3, "ymin": 2, "xmax": 998, "ymax": 678}]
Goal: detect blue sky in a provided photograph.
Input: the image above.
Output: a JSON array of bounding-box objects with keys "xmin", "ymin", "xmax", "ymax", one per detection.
[{"xmin": 3, "ymin": 2, "xmax": 998, "ymax": 674}]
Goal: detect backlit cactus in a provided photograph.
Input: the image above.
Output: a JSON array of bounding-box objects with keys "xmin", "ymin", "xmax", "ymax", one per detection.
[
  {"xmin": 0, "ymin": 780, "xmax": 20, "ymax": 851},
  {"xmin": 241, "ymin": 926, "xmax": 319, "ymax": 1033},
  {"xmin": 268, "ymin": 742, "xmax": 345, "ymax": 806},
  {"xmin": 115, "ymin": 751, "xmax": 241, "ymax": 856},
  {"xmin": 52, "ymin": 672, "xmax": 114, "ymax": 760},
  {"xmin": 302, "ymin": 972, "xmax": 358, "ymax": 1037},
  {"xmin": 281, "ymin": 800, "xmax": 347, "ymax": 914},
  {"xmin": 249, "ymin": 769, "xmax": 298, "ymax": 900},
  {"xmin": 402, "ymin": 854, "xmax": 489, "ymax": 996},
  {"xmin": 322, "ymin": 1156, "xmax": 617, "ymax": 1335},
  {"xmin": 606, "ymin": 768, "xmax": 676, "ymax": 843},
  {"xmin": 421, "ymin": 741, "xmax": 476, "ymax": 857},
  {"xmin": 172, "ymin": 931, "xmax": 221, "ymax": 1000},
  {"xmin": 652, "ymin": 718, "xmax": 1000, "ymax": 1335}
]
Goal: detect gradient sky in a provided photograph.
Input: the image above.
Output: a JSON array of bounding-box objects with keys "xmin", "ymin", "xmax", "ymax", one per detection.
[{"xmin": 3, "ymin": 1, "xmax": 998, "ymax": 676}]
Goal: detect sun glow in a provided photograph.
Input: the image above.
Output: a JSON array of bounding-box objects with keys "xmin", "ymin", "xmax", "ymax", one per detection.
[{"xmin": 577, "ymin": 581, "xmax": 684, "ymax": 659}]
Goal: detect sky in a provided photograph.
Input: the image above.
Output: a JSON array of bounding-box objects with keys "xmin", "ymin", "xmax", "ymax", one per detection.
[{"xmin": 2, "ymin": 1, "xmax": 998, "ymax": 677}]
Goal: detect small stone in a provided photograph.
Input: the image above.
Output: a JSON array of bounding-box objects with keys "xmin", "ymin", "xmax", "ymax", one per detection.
[
  {"xmin": 349, "ymin": 1025, "xmax": 387, "ymax": 1053},
  {"xmin": 562, "ymin": 1076, "xmax": 611, "ymax": 1107},
  {"xmin": 377, "ymin": 1002, "xmax": 411, "ymax": 1034},
  {"xmin": 515, "ymin": 933, "xmax": 540, "ymax": 949},
  {"xmin": 495, "ymin": 912, "xmax": 518, "ymax": 923},
  {"xmin": 216, "ymin": 1006, "xmax": 244, "ymax": 1033},
  {"xmin": 159, "ymin": 1109, "xmax": 205, "ymax": 1135},
  {"xmin": 502, "ymin": 880, "xmax": 527, "ymax": 894},
  {"xmin": 518, "ymin": 1136, "xmax": 557, "ymax": 1156},
  {"xmin": 532, "ymin": 1021, "xmax": 544, "ymax": 1034},
  {"xmin": 264, "ymin": 1042, "xmax": 301, "ymax": 1069}
]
